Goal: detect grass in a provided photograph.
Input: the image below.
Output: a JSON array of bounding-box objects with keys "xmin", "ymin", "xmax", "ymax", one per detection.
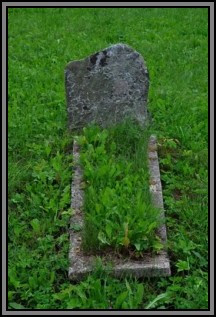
[
  {"xmin": 76, "ymin": 121, "xmax": 163, "ymax": 256},
  {"xmin": 8, "ymin": 8, "xmax": 208, "ymax": 310}
]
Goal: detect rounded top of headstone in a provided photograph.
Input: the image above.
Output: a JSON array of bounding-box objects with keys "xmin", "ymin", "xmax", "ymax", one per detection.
[
  {"xmin": 105, "ymin": 43, "xmax": 137, "ymax": 53},
  {"xmin": 102, "ymin": 43, "xmax": 142, "ymax": 61},
  {"xmin": 65, "ymin": 43, "xmax": 150, "ymax": 131}
]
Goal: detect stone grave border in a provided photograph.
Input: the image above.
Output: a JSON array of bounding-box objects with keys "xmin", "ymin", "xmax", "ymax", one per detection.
[{"xmin": 68, "ymin": 134, "xmax": 171, "ymax": 281}]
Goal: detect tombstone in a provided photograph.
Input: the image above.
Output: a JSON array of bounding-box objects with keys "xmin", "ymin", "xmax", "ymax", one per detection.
[
  {"xmin": 66, "ymin": 44, "xmax": 171, "ymax": 280},
  {"xmin": 65, "ymin": 43, "xmax": 150, "ymax": 131}
]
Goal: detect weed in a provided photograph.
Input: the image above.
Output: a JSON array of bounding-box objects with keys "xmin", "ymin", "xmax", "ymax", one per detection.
[
  {"xmin": 8, "ymin": 7, "xmax": 208, "ymax": 310},
  {"xmin": 76, "ymin": 122, "xmax": 163, "ymax": 255}
]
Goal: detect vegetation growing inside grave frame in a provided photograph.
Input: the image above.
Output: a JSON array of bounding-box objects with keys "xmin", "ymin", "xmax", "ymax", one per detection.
[
  {"xmin": 8, "ymin": 8, "xmax": 208, "ymax": 310},
  {"xmin": 76, "ymin": 121, "xmax": 164, "ymax": 256}
]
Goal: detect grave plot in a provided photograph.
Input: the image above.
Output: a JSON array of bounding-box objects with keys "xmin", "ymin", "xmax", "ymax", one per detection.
[{"xmin": 65, "ymin": 44, "xmax": 171, "ymax": 281}]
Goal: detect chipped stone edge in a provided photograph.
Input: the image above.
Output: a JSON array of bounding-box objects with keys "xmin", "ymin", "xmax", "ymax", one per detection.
[{"xmin": 68, "ymin": 135, "xmax": 171, "ymax": 281}]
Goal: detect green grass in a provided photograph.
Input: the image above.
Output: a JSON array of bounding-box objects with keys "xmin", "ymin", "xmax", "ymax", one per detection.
[
  {"xmin": 8, "ymin": 8, "xmax": 208, "ymax": 310},
  {"xmin": 76, "ymin": 122, "xmax": 163, "ymax": 255}
]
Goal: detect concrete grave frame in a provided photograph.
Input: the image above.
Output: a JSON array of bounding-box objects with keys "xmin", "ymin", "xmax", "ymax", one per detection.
[{"xmin": 68, "ymin": 135, "xmax": 171, "ymax": 281}]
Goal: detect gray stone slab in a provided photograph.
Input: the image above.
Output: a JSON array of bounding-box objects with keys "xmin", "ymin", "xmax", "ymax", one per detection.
[
  {"xmin": 65, "ymin": 43, "xmax": 150, "ymax": 131},
  {"xmin": 68, "ymin": 135, "xmax": 171, "ymax": 281}
]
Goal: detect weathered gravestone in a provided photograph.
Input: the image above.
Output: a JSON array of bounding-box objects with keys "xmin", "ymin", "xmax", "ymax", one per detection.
[
  {"xmin": 66, "ymin": 44, "xmax": 171, "ymax": 280},
  {"xmin": 65, "ymin": 43, "xmax": 150, "ymax": 131}
]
